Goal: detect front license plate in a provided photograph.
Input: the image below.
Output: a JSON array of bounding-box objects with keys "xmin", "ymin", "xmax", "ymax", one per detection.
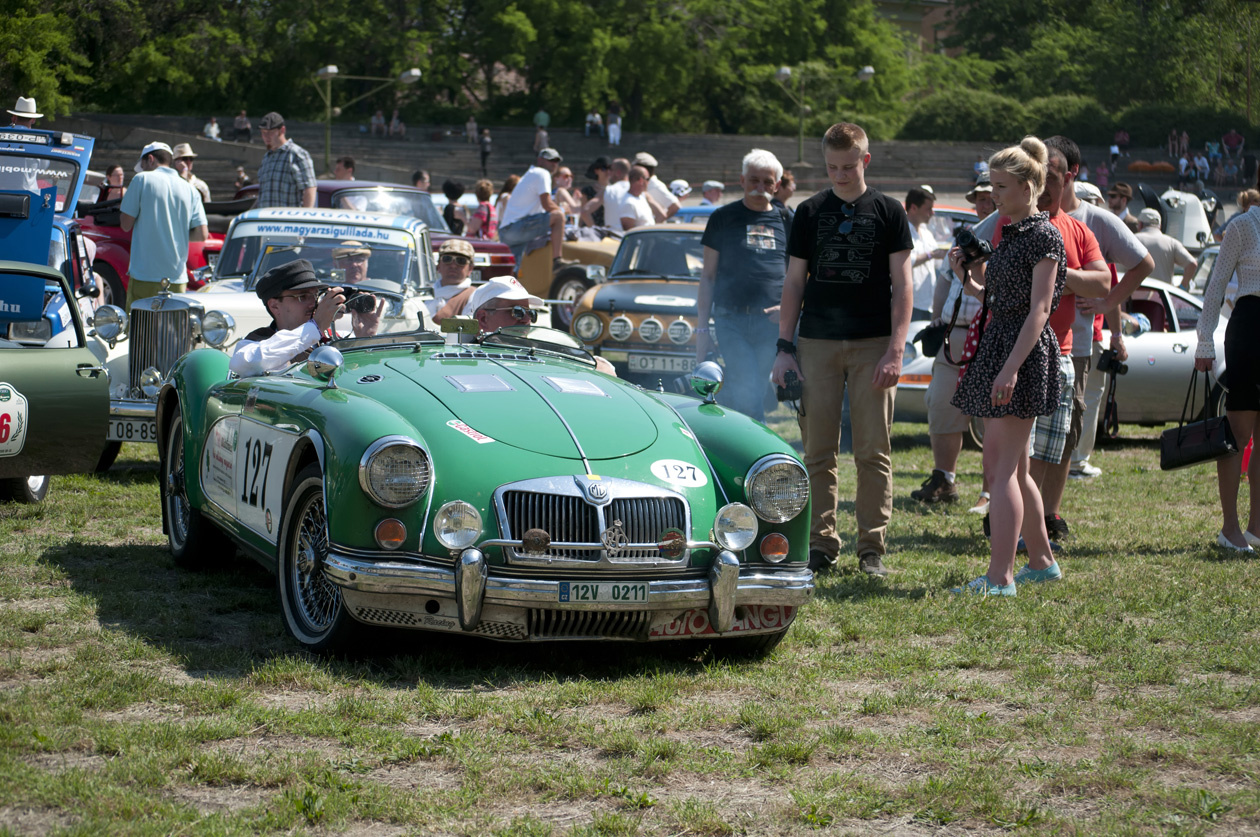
[
  {"xmin": 107, "ymin": 417, "xmax": 157, "ymax": 443},
  {"xmin": 558, "ymin": 582, "xmax": 649, "ymax": 603},
  {"xmin": 627, "ymin": 354, "xmax": 696, "ymax": 374}
]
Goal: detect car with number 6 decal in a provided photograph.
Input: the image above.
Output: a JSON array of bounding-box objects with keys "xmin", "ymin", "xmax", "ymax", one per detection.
[{"xmin": 156, "ymin": 319, "xmax": 814, "ymax": 655}]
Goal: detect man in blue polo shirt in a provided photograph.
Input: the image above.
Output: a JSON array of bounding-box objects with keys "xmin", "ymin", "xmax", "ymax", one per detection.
[{"xmin": 119, "ymin": 141, "xmax": 208, "ymax": 307}]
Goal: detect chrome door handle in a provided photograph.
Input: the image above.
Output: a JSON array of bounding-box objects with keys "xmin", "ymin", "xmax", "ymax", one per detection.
[
  {"xmin": 1172, "ymin": 343, "xmax": 1189, "ymax": 354},
  {"xmin": 76, "ymin": 364, "xmax": 110, "ymax": 379}
]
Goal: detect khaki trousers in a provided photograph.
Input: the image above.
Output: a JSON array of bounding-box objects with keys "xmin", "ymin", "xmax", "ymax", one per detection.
[{"xmin": 798, "ymin": 336, "xmax": 896, "ymax": 558}]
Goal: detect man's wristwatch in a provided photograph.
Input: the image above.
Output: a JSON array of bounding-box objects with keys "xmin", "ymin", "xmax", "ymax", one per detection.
[
  {"xmin": 776, "ymin": 338, "xmax": 797, "ymax": 356},
  {"xmin": 695, "ymin": 327, "xmax": 710, "ymax": 334}
]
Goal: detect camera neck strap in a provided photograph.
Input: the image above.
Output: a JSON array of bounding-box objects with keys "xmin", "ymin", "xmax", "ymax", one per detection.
[{"xmin": 944, "ymin": 267, "xmax": 988, "ymax": 367}]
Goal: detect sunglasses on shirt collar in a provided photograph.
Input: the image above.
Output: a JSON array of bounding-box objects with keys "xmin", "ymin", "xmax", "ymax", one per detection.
[{"xmin": 837, "ymin": 202, "xmax": 856, "ymax": 235}]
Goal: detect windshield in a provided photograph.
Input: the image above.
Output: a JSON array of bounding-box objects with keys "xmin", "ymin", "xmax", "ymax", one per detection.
[
  {"xmin": 0, "ymin": 152, "xmax": 80, "ymax": 213},
  {"xmin": 244, "ymin": 241, "xmax": 414, "ymax": 294},
  {"xmin": 481, "ymin": 326, "xmax": 599, "ymax": 365},
  {"xmin": 609, "ymin": 231, "xmax": 703, "ymax": 279},
  {"xmin": 333, "ymin": 188, "xmax": 450, "ymax": 233},
  {"xmin": 216, "ymin": 217, "xmax": 423, "ymax": 286}
]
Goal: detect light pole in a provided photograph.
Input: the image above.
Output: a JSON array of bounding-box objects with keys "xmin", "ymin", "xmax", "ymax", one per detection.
[
  {"xmin": 311, "ymin": 66, "xmax": 422, "ymax": 172},
  {"xmin": 775, "ymin": 64, "xmax": 875, "ymax": 166}
]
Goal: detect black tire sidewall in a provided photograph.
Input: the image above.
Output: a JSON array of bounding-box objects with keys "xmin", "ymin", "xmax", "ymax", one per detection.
[{"xmin": 277, "ymin": 464, "xmax": 351, "ymax": 651}]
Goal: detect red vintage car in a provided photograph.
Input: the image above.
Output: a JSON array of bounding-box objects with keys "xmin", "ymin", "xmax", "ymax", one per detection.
[{"xmin": 233, "ymin": 180, "xmax": 516, "ymax": 281}]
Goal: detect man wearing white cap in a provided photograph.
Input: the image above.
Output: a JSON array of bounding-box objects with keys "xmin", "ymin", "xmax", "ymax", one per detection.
[
  {"xmin": 669, "ymin": 179, "xmax": 691, "ymax": 200},
  {"xmin": 631, "ymin": 152, "xmax": 678, "ymax": 220},
  {"xmin": 699, "ymin": 181, "xmax": 724, "ymax": 206},
  {"xmin": 6, "ymin": 97, "xmax": 40, "ymax": 128},
  {"xmin": 1135, "ymin": 207, "xmax": 1197, "ymax": 288},
  {"xmin": 119, "ymin": 141, "xmax": 208, "ymax": 307},
  {"xmin": 467, "ymin": 276, "xmax": 545, "ymax": 333},
  {"xmin": 172, "ymin": 143, "xmax": 210, "ymax": 203}
]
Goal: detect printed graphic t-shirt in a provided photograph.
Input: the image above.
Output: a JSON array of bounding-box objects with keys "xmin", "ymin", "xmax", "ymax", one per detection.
[{"xmin": 700, "ymin": 200, "xmax": 788, "ymax": 311}]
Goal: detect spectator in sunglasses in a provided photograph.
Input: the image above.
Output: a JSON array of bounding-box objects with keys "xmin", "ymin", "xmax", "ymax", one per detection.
[
  {"xmin": 429, "ymin": 239, "xmax": 478, "ymax": 321},
  {"xmin": 468, "ymin": 276, "xmax": 544, "ymax": 333},
  {"xmin": 331, "ymin": 241, "xmax": 371, "ymax": 284}
]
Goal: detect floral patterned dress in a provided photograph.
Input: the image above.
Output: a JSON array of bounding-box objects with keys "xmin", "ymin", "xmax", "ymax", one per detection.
[{"xmin": 952, "ymin": 212, "xmax": 1067, "ymax": 419}]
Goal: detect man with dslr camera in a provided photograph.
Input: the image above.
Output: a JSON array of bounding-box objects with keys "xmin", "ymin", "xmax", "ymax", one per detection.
[{"xmin": 229, "ymin": 259, "xmax": 381, "ymax": 377}]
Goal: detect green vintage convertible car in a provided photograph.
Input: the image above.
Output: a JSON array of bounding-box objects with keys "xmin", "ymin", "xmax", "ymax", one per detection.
[{"xmin": 156, "ymin": 323, "xmax": 813, "ymax": 654}]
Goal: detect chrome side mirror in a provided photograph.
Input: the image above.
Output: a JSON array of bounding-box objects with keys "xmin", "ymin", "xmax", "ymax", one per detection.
[
  {"xmin": 690, "ymin": 360, "xmax": 723, "ymax": 404},
  {"xmin": 306, "ymin": 345, "xmax": 344, "ymax": 388}
]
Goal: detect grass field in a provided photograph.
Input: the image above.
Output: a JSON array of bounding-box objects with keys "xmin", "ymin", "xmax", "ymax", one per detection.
[{"xmin": 1, "ymin": 416, "xmax": 1257, "ymax": 836}]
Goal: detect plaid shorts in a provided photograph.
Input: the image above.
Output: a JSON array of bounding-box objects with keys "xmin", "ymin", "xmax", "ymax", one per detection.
[{"xmin": 1031, "ymin": 355, "xmax": 1075, "ymax": 464}]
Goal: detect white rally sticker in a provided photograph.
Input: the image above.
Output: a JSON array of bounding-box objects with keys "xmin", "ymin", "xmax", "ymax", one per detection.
[
  {"xmin": 447, "ymin": 419, "xmax": 494, "ymax": 444},
  {"xmin": 0, "ymin": 382, "xmax": 30, "ymax": 458},
  {"xmin": 234, "ymin": 419, "xmax": 301, "ymax": 544},
  {"xmin": 201, "ymin": 416, "xmax": 240, "ymax": 514},
  {"xmin": 650, "ymin": 459, "xmax": 708, "ymax": 487}
]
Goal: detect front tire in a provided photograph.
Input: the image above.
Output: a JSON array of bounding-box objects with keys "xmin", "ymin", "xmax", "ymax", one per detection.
[
  {"xmin": 95, "ymin": 263, "xmax": 125, "ymax": 309},
  {"xmin": 95, "ymin": 441, "xmax": 122, "ymax": 473},
  {"xmin": 162, "ymin": 407, "xmax": 228, "ymax": 568},
  {"xmin": 277, "ymin": 464, "xmax": 358, "ymax": 653},
  {"xmin": 549, "ymin": 268, "xmax": 593, "ymax": 330},
  {"xmin": 0, "ymin": 475, "xmax": 50, "ymax": 503}
]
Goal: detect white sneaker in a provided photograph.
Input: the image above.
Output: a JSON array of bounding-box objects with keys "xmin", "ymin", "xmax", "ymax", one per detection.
[
  {"xmin": 1069, "ymin": 462, "xmax": 1102, "ymax": 479},
  {"xmin": 968, "ymin": 493, "xmax": 990, "ymax": 514}
]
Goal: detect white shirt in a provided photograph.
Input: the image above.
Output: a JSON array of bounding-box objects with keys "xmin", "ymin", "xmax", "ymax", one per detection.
[
  {"xmin": 230, "ymin": 320, "xmax": 323, "ymax": 377},
  {"xmin": 424, "ymin": 279, "xmax": 472, "ymax": 316},
  {"xmin": 909, "ymin": 222, "xmax": 939, "ymax": 312},
  {"xmin": 500, "ymin": 165, "xmax": 551, "ymax": 228},
  {"xmin": 1198, "ymin": 206, "xmax": 1260, "ymax": 358},
  {"xmin": 616, "ymin": 191, "xmax": 654, "ymax": 232},
  {"xmin": 203, "ymin": 122, "xmax": 220, "ymax": 140},
  {"xmin": 602, "ymin": 180, "xmax": 630, "ymax": 228},
  {"xmin": 646, "ymin": 175, "xmax": 678, "ymax": 217}
]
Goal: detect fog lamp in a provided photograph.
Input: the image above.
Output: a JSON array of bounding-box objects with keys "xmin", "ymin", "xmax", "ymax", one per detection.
[{"xmin": 713, "ymin": 503, "xmax": 757, "ymax": 551}]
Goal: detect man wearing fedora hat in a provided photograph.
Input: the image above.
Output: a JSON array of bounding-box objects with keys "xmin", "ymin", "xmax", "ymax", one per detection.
[
  {"xmin": 7, "ymin": 97, "xmax": 41, "ymax": 128},
  {"xmin": 172, "ymin": 143, "xmax": 210, "ymax": 203},
  {"xmin": 119, "ymin": 141, "xmax": 208, "ymax": 307},
  {"xmin": 229, "ymin": 259, "xmax": 379, "ymax": 377},
  {"xmin": 1107, "ymin": 182, "xmax": 1133, "ymax": 221}
]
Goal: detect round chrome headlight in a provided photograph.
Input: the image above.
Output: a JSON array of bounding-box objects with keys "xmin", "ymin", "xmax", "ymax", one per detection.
[
  {"xmin": 202, "ymin": 310, "xmax": 236, "ymax": 348},
  {"xmin": 639, "ymin": 317, "xmax": 663, "ymax": 343},
  {"xmin": 713, "ymin": 503, "xmax": 758, "ymax": 551},
  {"xmin": 434, "ymin": 500, "xmax": 482, "ymax": 550},
  {"xmin": 667, "ymin": 318, "xmax": 693, "ymax": 344},
  {"xmin": 573, "ymin": 312, "xmax": 603, "ymax": 342},
  {"xmin": 745, "ymin": 455, "xmax": 810, "ymax": 522},
  {"xmin": 359, "ymin": 438, "xmax": 431, "ymax": 508},
  {"xmin": 608, "ymin": 316, "xmax": 634, "ymax": 342},
  {"xmin": 92, "ymin": 304, "xmax": 127, "ymax": 342}
]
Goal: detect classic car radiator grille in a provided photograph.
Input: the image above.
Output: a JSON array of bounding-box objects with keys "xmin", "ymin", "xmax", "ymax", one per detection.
[
  {"xmin": 129, "ymin": 307, "xmax": 192, "ymax": 396},
  {"xmin": 500, "ymin": 492, "xmax": 686, "ymax": 562},
  {"xmin": 529, "ymin": 608, "xmax": 651, "ymax": 639},
  {"xmin": 502, "ymin": 491, "xmax": 601, "ymax": 560}
]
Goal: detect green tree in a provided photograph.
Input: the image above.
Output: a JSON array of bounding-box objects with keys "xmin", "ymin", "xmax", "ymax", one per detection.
[{"xmin": 0, "ymin": 0, "xmax": 87, "ymax": 118}]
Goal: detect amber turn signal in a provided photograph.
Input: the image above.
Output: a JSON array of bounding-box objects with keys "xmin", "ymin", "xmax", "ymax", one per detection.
[
  {"xmin": 759, "ymin": 533, "xmax": 789, "ymax": 563},
  {"xmin": 375, "ymin": 519, "xmax": 407, "ymax": 550}
]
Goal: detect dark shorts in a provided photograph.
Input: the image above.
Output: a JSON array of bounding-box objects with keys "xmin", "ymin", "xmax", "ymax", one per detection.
[{"xmin": 1225, "ymin": 296, "xmax": 1260, "ymax": 411}]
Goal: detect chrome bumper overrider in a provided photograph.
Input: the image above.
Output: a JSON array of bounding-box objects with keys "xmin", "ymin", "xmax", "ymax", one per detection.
[
  {"xmin": 323, "ymin": 549, "xmax": 814, "ymax": 636},
  {"xmin": 110, "ymin": 398, "xmax": 157, "ymax": 419}
]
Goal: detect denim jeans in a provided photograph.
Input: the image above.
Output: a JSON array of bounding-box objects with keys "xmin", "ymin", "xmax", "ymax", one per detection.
[{"xmin": 713, "ymin": 311, "xmax": 778, "ymax": 422}]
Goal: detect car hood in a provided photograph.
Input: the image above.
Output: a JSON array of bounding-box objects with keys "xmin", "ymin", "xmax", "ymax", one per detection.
[
  {"xmin": 586, "ymin": 279, "xmax": 698, "ymax": 315},
  {"xmin": 383, "ymin": 354, "xmax": 659, "ymax": 460}
]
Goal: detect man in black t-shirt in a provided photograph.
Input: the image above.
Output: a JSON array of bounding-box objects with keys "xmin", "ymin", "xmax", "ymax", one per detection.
[
  {"xmin": 695, "ymin": 148, "xmax": 789, "ymax": 421},
  {"xmin": 771, "ymin": 123, "xmax": 913, "ymax": 577}
]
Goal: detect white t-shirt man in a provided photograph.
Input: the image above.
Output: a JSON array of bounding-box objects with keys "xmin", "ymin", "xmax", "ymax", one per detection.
[
  {"xmin": 617, "ymin": 192, "xmax": 654, "ymax": 232},
  {"xmin": 909, "ymin": 221, "xmax": 940, "ymax": 313},
  {"xmin": 602, "ymin": 180, "xmax": 630, "ymax": 230},
  {"xmin": 499, "ymin": 165, "xmax": 551, "ymax": 229}
]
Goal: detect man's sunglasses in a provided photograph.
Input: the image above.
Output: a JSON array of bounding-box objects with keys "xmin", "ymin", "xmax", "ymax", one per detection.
[
  {"xmin": 439, "ymin": 253, "xmax": 471, "ymax": 266},
  {"xmin": 837, "ymin": 202, "xmax": 856, "ymax": 235},
  {"xmin": 335, "ymin": 253, "xmax": 369, "ymax": 264},
  {"xmin": 485, "ymin": 304, "xmax": 538, "ymax": 323}
]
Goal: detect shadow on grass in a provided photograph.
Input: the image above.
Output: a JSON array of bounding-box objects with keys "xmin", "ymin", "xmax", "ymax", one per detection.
[{"xmin": 38, "ymin": 540, "xmax": 726, "ymax": 687}]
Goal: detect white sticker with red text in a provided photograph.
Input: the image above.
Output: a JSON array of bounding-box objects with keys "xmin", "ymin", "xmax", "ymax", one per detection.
[
  {"xmin": 447, "ymin": 419, "xmax": 494, "ymax": 444},
  {"xmin": 0, "ymin": 383, "xmax": 30, "ymax": 458}
]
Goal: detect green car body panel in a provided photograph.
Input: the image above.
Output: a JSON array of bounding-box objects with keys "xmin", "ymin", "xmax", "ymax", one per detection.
[{"xmin": 159, "ymin": 329, "xmax": 813, "ymax": 649}]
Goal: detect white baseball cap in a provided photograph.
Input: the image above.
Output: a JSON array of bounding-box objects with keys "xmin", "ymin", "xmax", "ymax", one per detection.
[
  {"xmin": 134, "ymin": 141, "xmax": 174, "ymax": 172},
  {"xmin": 669, "ymin": 179, "xmax": 692, "ymax": 198},
  {"xmin": 1074, "ymin": 181, "xmax": 1105, "ymax": 204},
  {"xmin": 468, "ymin": 277, "xmax": 544, "ymax": 315}
]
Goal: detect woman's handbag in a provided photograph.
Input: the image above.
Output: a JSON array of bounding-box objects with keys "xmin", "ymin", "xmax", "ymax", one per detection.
[
  {"xmin": 1159, "ymin": 370, "xmax": 1237, "ymax": 470},
  {"xmin": 912, "ymin": 320, "xmax": 948, "ymax": 358}
]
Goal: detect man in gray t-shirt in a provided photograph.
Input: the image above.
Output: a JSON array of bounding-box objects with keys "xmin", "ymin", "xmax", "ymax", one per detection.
[{"xmin": 1135, "ymin": 208, "xmax": 1197, "ymax": 288}]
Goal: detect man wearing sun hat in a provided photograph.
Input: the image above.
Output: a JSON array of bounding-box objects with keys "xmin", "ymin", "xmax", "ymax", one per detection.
[
  {"xmin": 331, "ymin": 240, "xmax": 372, "ymax": 284},
  {"xmin": 6, "ymin": 96, "xmax": 40, "ymax": 128},
  {"xmin": 171, "ymin": 143, "xmax": 210, "ymax": 203},
  {"xmin": 119, "ymin": 141, "xmax": 208, "ymax": 306}
]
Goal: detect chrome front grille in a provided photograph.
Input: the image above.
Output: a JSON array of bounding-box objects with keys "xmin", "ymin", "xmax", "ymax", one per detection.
[
  {"xmin": 128, "ymin": 305, "xmax": 194, "ymax": 398},
  {"xmin": 494, "ymin": 476, "xmax": 691, "ymax": 568},
  {"xmin": 529, "ymin": 609, "xmax": 651, "ymax": 639}
]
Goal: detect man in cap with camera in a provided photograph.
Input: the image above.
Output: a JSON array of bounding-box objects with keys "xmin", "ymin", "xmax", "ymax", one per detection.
[
  {"xmin": 1134, "ymin": 207, "xmax": 1197, "ymax": 288},
  {"xmin": 119, "ymin": 140, "xmax": 209, "ymax": 307},
  {"xmin": 229, "ymin": 260, "xmax": 381, "ymax": 377},
  {"xmin": 256, "ymin": 112, "xmax": 316, "ymax": 208}
]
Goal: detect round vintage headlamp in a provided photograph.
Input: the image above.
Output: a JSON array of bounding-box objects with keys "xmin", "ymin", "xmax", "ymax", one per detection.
[
  {"xmin": 573, "ymin": 312, "xmax": 603, "ymax": 342},
  {"xmin": 639, "ymin": 317, "xmax": 664, "ymax": 343},
  {"xmin": 713, "ymin": 503, "xmax": 758, "ymax": 551},
  {"xmin": 434, "ymin": 501, "xmax": 482, "ymax": 550},
  {"xmin": 202, "ymin": 310, "xmax": 236, "ymax": 348},
  {"xmin": 608, "ymin": 316, "xmax": 634, "ymax": 342},
  {"xmin": 745, "ymin": 455, "xmax": 810, "ymax": 522},
  {"xmin": 140, "ymin": 366, "xmax": 163, "ymax": 399},
  {"xmin": 359, "ymin": 438, "xmax": 431, "ymax": 508},
  {"xmin": 92, "ymin": 304, "xmax": 128, "ymax": 342},
  {"xmin": 667, "ymin": 318, "xmax": 693, "ymax": 344}
]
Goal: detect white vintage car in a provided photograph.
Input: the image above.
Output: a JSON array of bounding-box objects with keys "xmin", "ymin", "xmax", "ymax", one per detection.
[
  {"xmin": 90, "ymin": 208, "xmax": 439, "ymax": 456},
  {"xmin": 895, "ymin": 278, "xmax": 1229, "ymax": 445}
]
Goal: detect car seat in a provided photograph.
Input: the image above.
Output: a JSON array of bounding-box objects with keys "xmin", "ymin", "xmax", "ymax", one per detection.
[{"xmin": 1128, "ymin": 297, "xmax": 1167, "ymax": 333}]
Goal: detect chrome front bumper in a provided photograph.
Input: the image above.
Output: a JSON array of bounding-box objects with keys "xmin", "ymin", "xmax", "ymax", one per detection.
[
  {"xmin": 110, "ymin": 398, "xmax": 157, "ymax": 419},
  {"xmin": 323, "ymin": 549, "xmax": 814, "ymax": 640}
]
